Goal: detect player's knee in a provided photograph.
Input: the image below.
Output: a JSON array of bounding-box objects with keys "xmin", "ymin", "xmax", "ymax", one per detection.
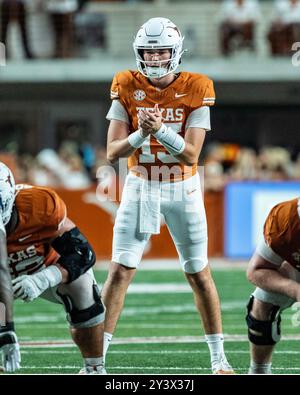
[
  {"xmin": 182, "ymin": 257, "xmax": 208, "ymax": 274},
  {"xmin": 58, "ymin": 284, "xmax": 105, "ymax": 329},
  {"xmin": 113, "ymin": 251, "xmax": 140, "ymax": 269},
  {"xmin": 52, "ymin": 227, "xmax": 96, "ymax": 283},
  {"xmin": 107, "ymin": 261, "xmax": 136, "ymax": 287},
  {"xmin": 246, "ymin": 264, "xmax": 255, "ymax": 283},
  {"xmin": 246, "ymin": 295, "xmax": 281, "ymax": 346}
]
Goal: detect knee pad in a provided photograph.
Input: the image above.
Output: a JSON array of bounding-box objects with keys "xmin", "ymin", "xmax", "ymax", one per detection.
[
  {"xmin": 52, "ymin": 227, "xmax": 96, "ymax": 283},
  {"xmin": 113, "ymin": 252, "xmax": 140, "ymax": 268},
  {"xmin": 58, "ymin": 284, "xmax": 105, "ymax": 329},
  {"xmin": 183, "ymin": 258, "xmax": 208, "ymax": 274},
  {"xmin": 246, "ymin": 295, "xmax": 281, "ymax": 346}
]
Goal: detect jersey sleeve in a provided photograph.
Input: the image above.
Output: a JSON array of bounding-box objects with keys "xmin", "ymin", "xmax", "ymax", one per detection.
[
  {"xmin": 106, "ymin": 99, "xmax": 130, "ymax": 124},
  {"xmin": 110, "ymin": 74, "xmax": 120, "ymax": 100},
  {"xmin": 109, "ymin": 71, "xmax": 132, "ymax": 101},
  {"xmin": 185, "ymin": 106, "xmax": 211, "ymax": 130},
  {"xmin": 46, "ymin": 191, "xmax": 67, "ymax": 233},
  {"xmin": 36, "ymin": 188, "xmax": 67, "ymax": 236},
  {"xmin": 189, "ymin": 75, "xmax": 216, "ymax": 110},
  {"xmin": 109, "ymin": 71, "xmax": 133, "ymax": 122},
  {"xmin": 202, "ymin": 79, "xmax": 215, "ymax": 107}
]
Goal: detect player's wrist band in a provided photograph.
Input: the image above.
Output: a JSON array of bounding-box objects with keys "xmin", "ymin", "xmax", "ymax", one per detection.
[
  {"xmin": 153, "ymin": 124, "xmax": 186, "ymax": 156},
  {"xmin": 127, "ymin": 129, "xmax": 147, "ymax": 148}
]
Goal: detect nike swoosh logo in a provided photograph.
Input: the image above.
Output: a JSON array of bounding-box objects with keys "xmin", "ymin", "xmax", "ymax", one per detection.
[
  {"xmin": 175, "ymin": 93, "xmax": 188, "ymax": 98},
  {"xmin": 18, "ymin": 234, "xmax": 32, "ymax": 242},
  {"xmin": 187, "ymin": 189, "xmax": 197, "ymax": 195}
]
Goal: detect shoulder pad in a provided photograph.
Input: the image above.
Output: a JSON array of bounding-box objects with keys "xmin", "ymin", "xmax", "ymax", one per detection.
[{"xmin": 110, "ymin": 71, "xmax": 134, "ymax": 100}]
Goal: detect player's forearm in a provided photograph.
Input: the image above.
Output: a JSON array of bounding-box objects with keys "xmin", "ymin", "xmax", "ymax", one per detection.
[
  {"xmin": 249, "ymin": 267, "xmax": 300, "ymax": 300},
  {"xmin": 107, "ymin": 138, "xmax": 137, "ymax": 163},
  {"xmin": 175, "ymin": 142, "xmax": 200, "ymax": 166}
]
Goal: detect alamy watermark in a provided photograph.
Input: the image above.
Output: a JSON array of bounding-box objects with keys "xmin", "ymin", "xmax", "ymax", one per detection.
[
  {"xmin": 291, "ymin": 42, "xmax": 300, "ymax": 67},
  {"xmin": 95, "ymin": 161, "xmax": 205, "ymax": 214},
  {"xmin": 0, "ymin": 42, "xmax": 6, "ymax": 66}
]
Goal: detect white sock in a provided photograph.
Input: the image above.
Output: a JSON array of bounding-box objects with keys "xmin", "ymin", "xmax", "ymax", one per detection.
[
  {"xmin": 205, "ymin": 333, "xmax": 225, "ymax": 365},
  {"xmin": 84, "ymin": 357, "xmax": 104, "ymax": 367},
  {"xmin": 103, "ymin": 332, "xmax": 113, "ymax": 363},
  {"xmin": 249, "ymin": 361, "xmax": 272, "ymax": 374}
]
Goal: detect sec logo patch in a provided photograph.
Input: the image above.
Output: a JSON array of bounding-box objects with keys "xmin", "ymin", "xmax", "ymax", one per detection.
[{"xmin": 133, "ymin": 90, "xmax": 146, "ymax": 101}]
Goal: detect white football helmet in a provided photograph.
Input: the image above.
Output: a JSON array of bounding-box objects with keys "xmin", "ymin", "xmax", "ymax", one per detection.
[
  {"xmin": 133, "ymin": 17, "xmax": 184, "ymax": 79},
  {"xmin": 0, "ymin": 162, "xmax": 16, "ymax": 226}
]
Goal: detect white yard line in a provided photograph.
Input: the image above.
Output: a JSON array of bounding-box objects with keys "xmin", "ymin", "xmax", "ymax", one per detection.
[
  {"xmin": 19, "ymin": 334, "xmax": 300, "ymax": 347},
  {"xmin": 95, "ymin": 259, "xmax": 248, "ymax": 271},
  {"xmin": 19, "ymin": 349, "xmax": 300, "ymax": 355}
]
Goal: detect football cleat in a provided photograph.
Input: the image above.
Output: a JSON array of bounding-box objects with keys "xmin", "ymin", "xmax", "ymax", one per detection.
[
  {"xmin": 212, "ymin": 357, "xmax": 235, "ymax": 375},
  {"xmin": 78, "ymin": 365, "xmax": 107, "ymax": 375}
]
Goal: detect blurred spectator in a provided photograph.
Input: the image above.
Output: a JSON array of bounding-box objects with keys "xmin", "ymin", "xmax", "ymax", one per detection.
[
  {"xmin": 258, "ymin": 146, "xmax": 293, "ymax": 180},
  {"xmin": 0, "ymin": 0, "xmax": 34, "ymax": 59},
  {"xmin": 78, "ymin": 141, "xmax": 96, "ymax": 176},
  {"xmin": 29, "ymin": 148, "xmax": 91, "ymax": 189},
  {"xmin": 203, "ymin": 144, "xmax": 297, "ymax": 190},
  {"xmin": 219, "ymin": 0, "xmax": 261, "ymax": 56},
  {"xmin": 45, "ymin": 0, "xmax": 79, "ymax": 58},
  {"xmin": 74, "ymin": 12, "xmax": 106, "ymax": 52},
  {"xmin": 62, "ymin": 153, "xmax": 91, "ymax": 188},
  {"xmin": 292, "ymin": 153, "xmax": 300, "ymax": 179},
  {"xmin": 203, "ymin": 143, "xmax": 228, "ymax": 191},
  {"xmin": 268, "ymin": 0, "xmax": 300, "ymax": 56},
  {"xmin": 229, "ymin": 147, "xmax": 259, "ymax": 180}
]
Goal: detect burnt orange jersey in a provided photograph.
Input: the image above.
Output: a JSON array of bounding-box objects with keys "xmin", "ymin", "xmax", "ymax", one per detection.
[
  {"xmin": 264, "ymin": 198, "xmax": 300, "ymax": 270},
  {"xmin": 110, "ymin": 70, "xmax": 215, "ymax": 181},
  {"xmin": 7, "ymin": 185, "xmax": 66, "ymax": 278}
]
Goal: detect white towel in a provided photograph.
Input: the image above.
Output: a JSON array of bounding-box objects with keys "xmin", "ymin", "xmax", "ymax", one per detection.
[{"xmin": 139, "ymin": 179, "xmax": 161, "ymax": 234}]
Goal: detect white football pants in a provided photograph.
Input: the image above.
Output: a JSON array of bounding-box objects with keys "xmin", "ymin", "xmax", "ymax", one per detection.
[{"xmin": 112, "ymin": 172, "xmax": 208, "ymax": 273}]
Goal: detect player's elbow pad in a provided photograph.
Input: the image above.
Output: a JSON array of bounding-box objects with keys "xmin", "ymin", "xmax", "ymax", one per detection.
[{"xmin": 51, "ymin": 227, "xmax": 96, "ymax": 283}]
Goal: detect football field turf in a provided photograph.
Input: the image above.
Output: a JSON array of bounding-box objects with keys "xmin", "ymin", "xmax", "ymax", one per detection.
[{"xmin": 13, "ymin": 265, "xmax": 300, "ymax": 374}]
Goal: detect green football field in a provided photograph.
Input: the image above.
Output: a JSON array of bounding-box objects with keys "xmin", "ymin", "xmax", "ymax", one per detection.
[{"xmin": 11, "ymin": 266, "xmax": 300, "ymax": 374}]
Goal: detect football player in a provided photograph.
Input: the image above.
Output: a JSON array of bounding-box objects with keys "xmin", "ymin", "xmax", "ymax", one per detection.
[
  {"xmin": 0, "ymin": 162, "xmax": 105, "ymax": 374},
  {"xmin": 247, "ymin": 197, "xmax": 300, "ymax": 374},
  {"xmin": 0, "ymin": 164, "xmax": 21, "ymax": 373},
  {"xmin": 101, "ymin": 17, "xmax": 234, "ymax": 374}
]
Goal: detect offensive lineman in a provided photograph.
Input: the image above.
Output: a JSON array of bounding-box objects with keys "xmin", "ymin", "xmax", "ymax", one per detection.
[
  {"xmin": 0, "ymin": 162, "xmax": 105, "ymax": 374},
  {"xmin": 247, "ymin": 197, "xmax": 300, "ymax": 374}
]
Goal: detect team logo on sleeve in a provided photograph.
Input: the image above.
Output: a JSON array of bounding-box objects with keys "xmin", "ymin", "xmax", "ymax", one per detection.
[{"xmin": 133, "ymin": 90, "xmax": 146, "ymax": 101}]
